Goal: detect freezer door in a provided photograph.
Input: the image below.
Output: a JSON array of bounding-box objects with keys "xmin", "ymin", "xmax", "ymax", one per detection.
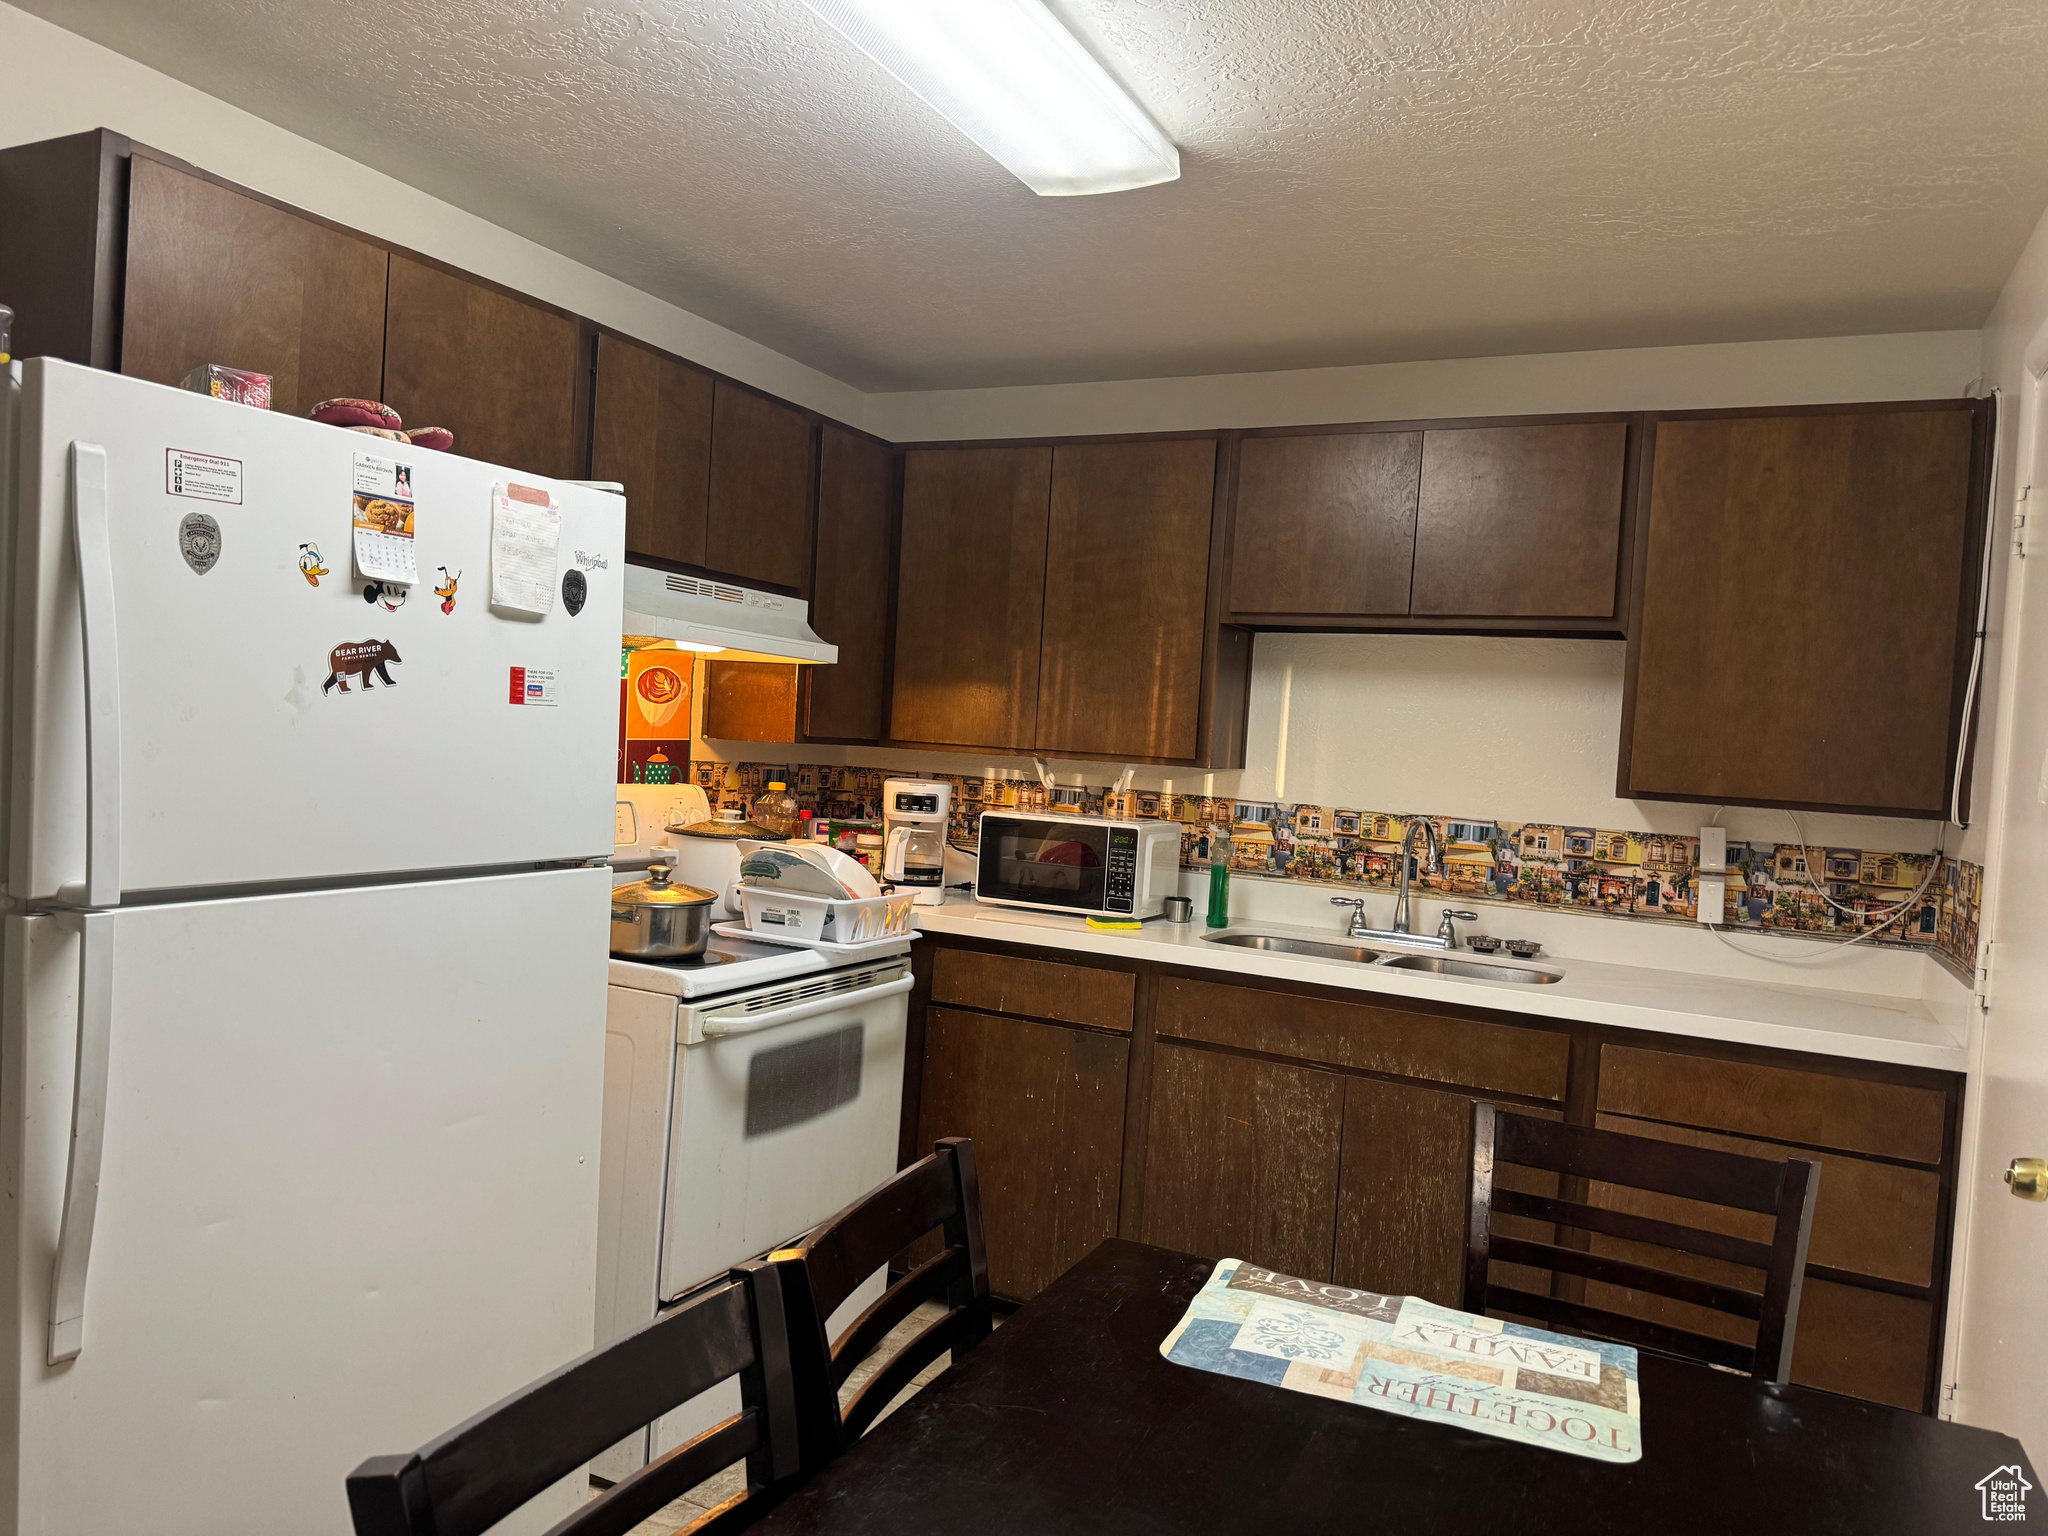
[
  {"xmin": 0, "ymin": 867, "xmax": 610, "ymax": 1536},
  {"xmin": 8, "ymin": 360, "xmax": 625, "ymax": 901}
]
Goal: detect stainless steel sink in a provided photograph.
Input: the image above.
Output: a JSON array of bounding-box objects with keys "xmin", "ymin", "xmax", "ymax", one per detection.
[
  {"xmin": 1375, "ymin": 953, "xmax": 1563, "ymax": 984},
  {"xmin": 1202, "ymin": 932, "xmax": 1392, "ymax": 965}
]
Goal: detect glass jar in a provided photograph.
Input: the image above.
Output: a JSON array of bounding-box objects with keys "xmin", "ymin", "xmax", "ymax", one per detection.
[{"xmin": 751, "ymin": 780, "xmax": 799, "ymax": 839}]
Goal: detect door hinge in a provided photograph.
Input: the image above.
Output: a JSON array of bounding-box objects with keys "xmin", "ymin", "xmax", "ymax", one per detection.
[{"xmin": 2016, "ymin": 485, "xmax": 2031, "ymax": 557}]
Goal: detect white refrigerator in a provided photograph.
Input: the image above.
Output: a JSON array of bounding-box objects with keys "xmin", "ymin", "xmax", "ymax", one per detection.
[{"xmin": 0, "ymin": 359, "xmax": 625, "ymax": 1535}]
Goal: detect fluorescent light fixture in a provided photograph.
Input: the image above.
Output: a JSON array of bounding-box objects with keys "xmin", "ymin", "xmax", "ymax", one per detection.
[{"xmin": 797, "ymin": 0, "xmax": 1179, "ymax": 197}]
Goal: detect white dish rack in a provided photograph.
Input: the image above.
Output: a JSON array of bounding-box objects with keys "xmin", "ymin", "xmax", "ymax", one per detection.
[{"xmin": 733, "ymin": 886, "xmax": 916, "ymax": 946}]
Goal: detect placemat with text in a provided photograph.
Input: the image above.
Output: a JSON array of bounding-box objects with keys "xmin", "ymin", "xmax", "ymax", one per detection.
[{"xmin": 1161, "ymin": 1258, "xmax": 1642, "ymax": 1463}]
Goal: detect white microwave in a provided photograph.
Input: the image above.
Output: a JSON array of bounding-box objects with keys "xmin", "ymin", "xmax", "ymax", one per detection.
[{"xmin": 975, "ymin": 813, "xmax": 1183, "ymax": 919}]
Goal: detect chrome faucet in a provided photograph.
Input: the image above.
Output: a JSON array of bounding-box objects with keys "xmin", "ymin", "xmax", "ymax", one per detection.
[{"xmin": 1328, "ymin": 818, "xmax": 1480, "ymax": 950}]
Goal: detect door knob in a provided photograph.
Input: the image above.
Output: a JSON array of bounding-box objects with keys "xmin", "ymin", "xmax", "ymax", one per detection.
[{"xmin": 2006, "ymin": 1157, "xmax": 2047, "ymax": 1201}]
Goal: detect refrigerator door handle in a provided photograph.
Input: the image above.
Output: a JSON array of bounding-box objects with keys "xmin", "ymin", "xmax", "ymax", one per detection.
[
  {"xmin": 48, "ymin": 909, "xmax": 113, "ymax": 1363},
  {"xmin": 57, "ymin": 441, "xmax": 122, "ymax": 910}
]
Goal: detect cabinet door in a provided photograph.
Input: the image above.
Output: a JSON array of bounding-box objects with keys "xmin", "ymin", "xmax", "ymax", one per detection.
[
  {"xmin": 1037, "ymin": 439, "xmax": 1217, "ymax": 761},
  {"xmin": 917, "ymin": 1008, "xmax": 1128, "ymax": 1302},
  {"xmin": 701, "ymin": 660, "xmax": 800, "ymax": 743},
  {"xmin": 890, "ymin": 447, "xmax": 1052, "ymax": 751},
  {"xmin": 706, "ymin": 383, "xmax": 816, "ymax": 592},
  {"xmin": 1333, "ymin": 1079, "xmax": 1559, "ymax": 1306},
  {"xmin": 383, "ymin": 255, "xmax": 586, "ymax": 480},
  {"xmin": 591, "ymin": 332, "xmax": 713, "ymax": 567},
  {"xmin": 1410, "ymin": 422, "xmax": 1629, "ymax": 619},
  {"xmin": 1139, "ymin": 1042, "xmax": 1344, "ymax": 1280},
  {"xmin": 1622, "ymin": 405, "xmax": 1982, "ymax": 815},
  {"xmin": 121, "ymin": 155, "xmax": 388, "ymax": 416},
  {"xmin": 803, "ymin": 426, "xmax": 896, "ymax": 741},
  {"xmin": 1228, "ymin": 431, "xmax": 1420, "ymax": 617}
]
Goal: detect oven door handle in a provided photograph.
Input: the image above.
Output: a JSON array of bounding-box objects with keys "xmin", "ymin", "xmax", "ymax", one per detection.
[{"xmin": 699, "ymin": 973, "xmax": 913, "ymax": 1039}]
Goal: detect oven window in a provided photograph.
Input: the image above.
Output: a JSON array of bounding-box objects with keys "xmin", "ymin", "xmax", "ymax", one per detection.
[
  {"xmin": 745, "ymin": 1024, "xmax": 864, "ymax": 1137},
  {"xmin": 981, "ymin": 824, "xmax": 1108, "ymax": 910}
]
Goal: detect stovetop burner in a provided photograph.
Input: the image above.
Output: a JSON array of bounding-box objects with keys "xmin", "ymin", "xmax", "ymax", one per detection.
[{"xmin": 636, "ymin": 948, "xmax": 740, "ymax": 968}]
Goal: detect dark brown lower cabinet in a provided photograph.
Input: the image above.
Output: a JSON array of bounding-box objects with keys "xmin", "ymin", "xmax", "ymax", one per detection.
[
  {"xmin": 1333, "ymin": 1078, "xmax": 1560, "ymax": 1306},
  {"xmin": 907, "ymin": 941, "xmax": 1961, "ymax": 1414},
  {"xmin": 1139, "ymin": 1043, "xmax": 1344, "ymax": 1281},
  {"xmin": 916, "ymin": 1007, "xmax": 1128, "ymax": 1302}
]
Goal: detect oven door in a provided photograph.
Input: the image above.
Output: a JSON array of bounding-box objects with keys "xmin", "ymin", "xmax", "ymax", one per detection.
[
  {"xmin": 977, "ymin": 817, "xmax": 1113, "ymax": 913},
  {"xmin": 657, "ymin": 968, "xmax": 912, "ymax": 1304}
]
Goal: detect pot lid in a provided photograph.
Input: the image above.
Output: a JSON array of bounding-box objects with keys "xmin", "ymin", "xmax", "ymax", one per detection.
[
  {"xmin": 671, "ymin": 808, "xmax": 786, "ymax": 841},
  {"xmin": 613, "ymin": 865, "xmax": 717, "ymax": 907}
]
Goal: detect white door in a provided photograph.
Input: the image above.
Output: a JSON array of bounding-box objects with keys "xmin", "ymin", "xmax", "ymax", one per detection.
[
  {"xmin": 8, "ymin": 359, "xmax": 623, "ymax": 901},
  {"xmin": 0, "ymin": 866, "xmax": 610, "ymax": 1536},
  {"xmin": 1958, "ymin": 345, "xmax": 2048, "ymax": 1448}
]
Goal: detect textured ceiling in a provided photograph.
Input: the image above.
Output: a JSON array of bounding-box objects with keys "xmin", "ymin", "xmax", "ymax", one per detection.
[{"xmin": 21, "ymin": 0, "xmax": 2048, "ymax": 390}]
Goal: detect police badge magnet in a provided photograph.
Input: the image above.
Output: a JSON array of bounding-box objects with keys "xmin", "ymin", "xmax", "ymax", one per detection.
[
  {"xmin": 561, "ymin": 568, "xmax": 587, "ymax": 616},
  {"xmin": 178, "ymin": 512, "xmax": 222, "ymax": 574}
]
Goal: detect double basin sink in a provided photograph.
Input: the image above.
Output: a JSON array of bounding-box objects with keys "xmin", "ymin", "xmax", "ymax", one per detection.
[{"xmin": 1204, "ymin": 930, "xmax": 1563, "ymax": 985}]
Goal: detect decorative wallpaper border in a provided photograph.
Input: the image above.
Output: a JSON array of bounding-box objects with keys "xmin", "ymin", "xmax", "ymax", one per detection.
[{"xmin": 694, "ymin": 761, "xmax": 1983, "ymax": 980}]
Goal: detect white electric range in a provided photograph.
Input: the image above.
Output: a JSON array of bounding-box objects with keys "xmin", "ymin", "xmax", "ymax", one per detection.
[{"xmin": 599, "ymin": 927, "xmax": 914, "ymax": 1476}]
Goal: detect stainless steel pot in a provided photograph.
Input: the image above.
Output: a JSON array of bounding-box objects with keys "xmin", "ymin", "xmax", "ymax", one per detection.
[{"xmin": 609, "ymin": 864, "xmax": 718, "ymax": 959}]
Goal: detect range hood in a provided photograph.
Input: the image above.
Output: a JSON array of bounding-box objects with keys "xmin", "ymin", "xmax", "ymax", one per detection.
[{"xmin": 620, "ymin": 561, "xmax": 838, "ymax": 666}]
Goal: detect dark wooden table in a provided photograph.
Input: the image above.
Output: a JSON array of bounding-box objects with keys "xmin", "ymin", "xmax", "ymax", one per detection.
[{"xmin": 754, "ymin": 1239, "xmax": 2037, "ymax": 1536}]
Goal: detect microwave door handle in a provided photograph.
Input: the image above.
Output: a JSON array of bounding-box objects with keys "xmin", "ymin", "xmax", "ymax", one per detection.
[
  {"xmin": 699, "ymin": 973, "xmax": 914, "ymax": 1039},
  {"xmin": 48, "ymin": 909, "xmax": 114, "ymax": 1363},
  {"xmin": 58, "ymin": 442, "xmax": 122, "ymax": 910}
]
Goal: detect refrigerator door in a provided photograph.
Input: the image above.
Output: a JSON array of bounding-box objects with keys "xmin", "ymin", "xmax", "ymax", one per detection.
[
  {"xmin": 0, "ymin": 867, "xmax": 610, "ymax": 1536},
  {"xmin": 8, "ymin": 360, "xmax": 624, "ymax": 902}
]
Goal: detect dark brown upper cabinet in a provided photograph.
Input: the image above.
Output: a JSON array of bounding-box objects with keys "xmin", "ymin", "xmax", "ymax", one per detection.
[
  {"xmin": 1619, "ymin": 400, "xmax": 1991, "ymax": 818},
  {"xmin": 702, "ymin": 660, "xmax": 801, "ymax": 743},
  {"xmin": 1228, "ymin": 429, "xmax": 1421, "ymax": 617},
  {"xmin": 383, "ymin": 255, "xmax": 588, "ymax": 481},
  {"xmin": 706, "ymin": 382, "xmax": 817, "ymax": 593},
  {"xmin": 121, "ymin": 155, "xmax": 389, "ymax": 416},
  {"xmin": 1039, "ymin": 438, "xmax": 1220, "ymax": 762},
  {"xmin": 592, "ymin": 331, "xmax": 714, "ymax": 568},
  {"xmin": 1410, "ymin": 420, "xmax": 1630, "ymax": 620},
  {"xmin": 890, "ymin": 446, "xmax": 1054, "ymax": 752},
  {"xmin": 803, "ymin": 425, "xmax": 898, "ymax": 743}
]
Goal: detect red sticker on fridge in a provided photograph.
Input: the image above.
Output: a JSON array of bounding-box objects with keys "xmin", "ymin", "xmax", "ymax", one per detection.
[{"xmin": 508, "ymin": 666, "xmax": 559, "ymax": 707}]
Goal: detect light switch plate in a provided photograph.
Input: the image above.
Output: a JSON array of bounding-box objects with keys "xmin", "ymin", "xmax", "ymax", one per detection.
[{"xmin": 1699, "ymin": 826, "xmax": 1727, "ymax": 873}]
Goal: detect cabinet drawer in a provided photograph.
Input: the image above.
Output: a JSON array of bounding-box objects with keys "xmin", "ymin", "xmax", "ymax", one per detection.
[
  {"xmin": 932, "ymin": 948, "xmax": 1135, "ymax": 1033},
  {"xmin": 1595, "ymin": 1113, "xmax": 1940, "ymax": 1289},
  {"xmin": 1598, "ymin": 1045, "xmax": 1947, "ymax": 1166},
  {"xmin": 1155, "ymin": 976, "xmax": 1568, "ymax": 1101}
]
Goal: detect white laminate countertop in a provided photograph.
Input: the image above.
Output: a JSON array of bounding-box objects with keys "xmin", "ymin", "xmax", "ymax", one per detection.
[{"xmin": 913, "ymin": 897, "xmax": 1968, "ymax": 1073}]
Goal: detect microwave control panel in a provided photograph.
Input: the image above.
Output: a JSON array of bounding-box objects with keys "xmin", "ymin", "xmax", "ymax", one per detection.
[{"xmin": 1105, "ymin": 827, "xmax": 1138, "ymax": 913}]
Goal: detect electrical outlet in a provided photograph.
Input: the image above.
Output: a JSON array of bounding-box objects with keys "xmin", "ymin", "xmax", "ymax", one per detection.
[
  {"xmin": 1699, "ymin": 826, "xmax": 1727, "ymax": 873},
  {"xmin": 1697, "ymin": 872, "xmax": 1727, "ymax": 926}
]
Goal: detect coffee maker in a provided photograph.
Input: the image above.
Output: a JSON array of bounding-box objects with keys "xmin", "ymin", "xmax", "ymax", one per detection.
[{"xmin": 881, "ymin": 778, "xmax": 952, "ymax": 906}]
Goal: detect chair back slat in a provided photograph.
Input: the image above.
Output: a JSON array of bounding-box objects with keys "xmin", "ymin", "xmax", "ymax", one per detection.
[
  {"xmin": 1486, "ymin": 1284, "xmax": 1760, "ymax": 1374},
  {"xmin": 1466, "ymin": 1102, "xmax": 1820, "ymax": 1382},
  {"xmin": 346, "ymin": 1260, "xmax": 799, "ymax": 1536},
  {"xmin": 828, "ymin": 1245, "xmax": 968, "ymax": 1388},
  {"xmin": 774, "ymin": 1138, "xmax": 994, "ymax": 1476},
  {"xmin": 1491, "ymin": 1186, "xmax": 1777, "ymax": 1271},
  {"xmin": 839, "ymin": 1306, "xmax": 986, "ymax": 1441},
  {"xmin": 1493, "ymin": 1110, "xmax": 1793, "ymax": 1215},
  {"xmin": 1488, "ymin": 1234, "xmax": 1764, "ymax": 1320},
  {"xmin": 545, "ymin": 1416, "xmax": 759, "ymax": 1536}
]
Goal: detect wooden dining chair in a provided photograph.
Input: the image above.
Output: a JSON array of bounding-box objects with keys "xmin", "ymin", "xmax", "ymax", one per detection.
[
  {"xmin": 772, "ymin": 1137, "xmax": 994, "ymax": 1473},
  {"xmin": 345, "ymin": 1259, "xmax": 799, "ymax": 1536},
  {"xmin": 1464, "ymin": 1101, "xmax": 1820, "ymax": 1381}
]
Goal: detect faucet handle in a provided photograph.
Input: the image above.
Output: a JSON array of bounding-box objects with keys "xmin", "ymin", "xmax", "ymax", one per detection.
[
  {"xmin": 1437, "ymin": 909, "xmax": 1480, "ymax": 947},
  {"xmin": 1329, "ymin": 896, "xmax": 1364, "ymax": 907}
]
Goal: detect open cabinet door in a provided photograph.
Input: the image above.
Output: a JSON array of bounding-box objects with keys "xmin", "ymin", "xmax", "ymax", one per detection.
[{"xmin": 1958, "ymin": 341, "xmax": 2048, "ymax": 1457}]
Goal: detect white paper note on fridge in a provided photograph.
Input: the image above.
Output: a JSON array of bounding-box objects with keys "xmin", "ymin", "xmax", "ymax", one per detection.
[{"xmin": 491, "ymin": 483, "xmax": 561, "ymax": 616}]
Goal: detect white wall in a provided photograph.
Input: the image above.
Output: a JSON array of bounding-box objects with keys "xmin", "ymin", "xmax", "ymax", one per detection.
[
  {"xmin": 868, "ymin": 330, "xmax": 1984, "ymax": 442},
  {"xmin": 0, "ymin": 2, "xmax": 865, "ymax": 425}
]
